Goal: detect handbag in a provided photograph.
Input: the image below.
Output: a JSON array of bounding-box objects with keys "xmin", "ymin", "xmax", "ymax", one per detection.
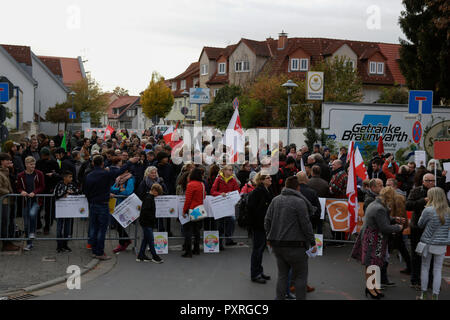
[
  {"xmin": 189, "ymin": 183, "xmax": 207, "ymax": 222},
  {"xmin": 415, "ymin": 242, "xmax": 427, "ymax": 255}
]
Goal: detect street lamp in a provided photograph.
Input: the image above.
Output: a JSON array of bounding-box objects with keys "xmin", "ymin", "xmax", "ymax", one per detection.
[
  {"xmin": 182, "ymin": 90, "xmax": 189, "ymax": 125},
  {"xmin": 70, "ymin": 91, "xmax": 76, "ymax": 133},
  {"xmin": 281, "ymin": 80, "xmax": 298, "ymax": 146}
]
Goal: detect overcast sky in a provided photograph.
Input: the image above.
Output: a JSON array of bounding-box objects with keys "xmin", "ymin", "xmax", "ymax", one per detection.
[{"xmin": 2, "ymin": 0, "xmax": 405, "ymax": 95}]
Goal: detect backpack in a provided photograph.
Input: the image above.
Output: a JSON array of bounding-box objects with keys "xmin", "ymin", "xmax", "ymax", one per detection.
[{"xmin": 236, "ymin": 192, "xmax": 251, "ymax": 228}]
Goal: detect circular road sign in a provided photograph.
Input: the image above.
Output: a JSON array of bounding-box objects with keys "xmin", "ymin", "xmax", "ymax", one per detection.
[
  {"xmin": 181, "ymin": 107, "xmax": 189, "ymax": 115},
  {"xmin": 412, "ymin": 121, "xmax": 422, "ymax": 144}
]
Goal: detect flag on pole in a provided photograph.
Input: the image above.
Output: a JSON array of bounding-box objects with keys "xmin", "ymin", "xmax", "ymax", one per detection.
[
  {"xmin": 348, "ymin": 142, "xmax": 369, "ymax": 181},
  {"xmin": 163, "ymin": 122, "xmax": 182, "ymax": 149},
  {"xmin": 223, "ymin": 105, "xmax": 244, "ymax": 163},
  {"xmin": 60, "ymin": 132, "xmax": 67, "ymax": 152},
  {"xmin": 346, "ymin": 141, "xmax": 358, "ymax": 235},
  {"xmin": 104, "ymin": 125, "xmax": 115, "ymax": 140},
  {"xmin": 377, "ymin": 135, "xmax": 384, "ymax": 156}
]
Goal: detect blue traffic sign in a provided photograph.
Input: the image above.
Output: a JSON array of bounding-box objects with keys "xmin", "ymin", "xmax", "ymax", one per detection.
[
  {"xmin": 0, "ymin": 83, "xmax": 9, "ymax": 103},
  {"xmin": 408, "ymin": 90, "xmax": 433, "ymax": 114},
  {"xmin": 69, "ymin": 112, "xmax": 76, "ymax": 119}
]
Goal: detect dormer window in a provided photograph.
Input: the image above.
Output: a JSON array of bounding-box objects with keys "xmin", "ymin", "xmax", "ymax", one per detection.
[
  {"xmin": 181, "ymin": 80, "xmax": 186, "ymax": 90},
  {"xmin": 172, "ymin": 82, "xmax": 177, "ymax": 91},
  {"xmin": 218, "ymin": 63, "xmax": 226, "ymax": 74},
  {"xmin": 300, "ymin": 59, "xmax": 308, "ymax": 71},
  {"xmin": 291, "ymin": 59, "xmax": 299, "ymax": 71},
  {"xmin": 369, "ymin": 62, "xmax": 377, "ymax": 74},
  {"xmin": 201, "ymin": 64, "xmax": 208, "ymax": 75},
  {"xmin": 377, "ymin": 62, "xmax": 384, "ymax": 74}
]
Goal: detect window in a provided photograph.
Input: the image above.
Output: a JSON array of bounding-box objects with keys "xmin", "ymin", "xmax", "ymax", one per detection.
[
  {"xmin": 201, "ymin": 64, "xmax": 208, "ymax": 75},
  {"xmin": 181, "ymin": 80, "xmax": 186, "ymax": 90},
  {"xmin": 369, "ymin": 61, "xmax": 377, "ymax": 74},
  {"xmin": 291, "ymin": 59, "xmax": 299, "ymax": 71},
  {"xmin": 213, "ymin": 88, "xmax": 220, "ymax": 97},
  {"xmin": 218, "ymin": 63, "xmax": 226, "ymax": 74},
  {"xmin": 172, "ymin": 82, "xmax": 177, "ymax": 91},
  {"xmin": 300, "ymin": 59, "xmax": 308, "ymax": 71},
  {"xmin": 377, "ymin": 62, "xmax": 384, "ymax": 75},
  {"xmin": 235, "ymin": 61, "xmax": 250, "ymax": 72}
]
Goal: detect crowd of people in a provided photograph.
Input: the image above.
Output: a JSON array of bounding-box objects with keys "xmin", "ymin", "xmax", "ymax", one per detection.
[{"xmin": 0, "ymin": 127, "xmax": 449, "ymax": 300}]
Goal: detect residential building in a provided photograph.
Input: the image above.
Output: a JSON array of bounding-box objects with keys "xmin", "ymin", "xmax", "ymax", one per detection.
[
  {"xmin": 107, "ymin": 95, "xmax": 148, "ymax": 130},
  {"xmin": 39, "ymin": 56, "xmax": 86, "ymax": 88}
]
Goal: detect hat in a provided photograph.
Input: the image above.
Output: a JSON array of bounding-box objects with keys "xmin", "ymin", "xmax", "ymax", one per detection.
[
  {"xmin": 249, "ymin": 171, "xmax": 257, "ymax": 181},
  {"xmin": 40, "ymin": 147, "xmax": 51, "ymax": 156}
]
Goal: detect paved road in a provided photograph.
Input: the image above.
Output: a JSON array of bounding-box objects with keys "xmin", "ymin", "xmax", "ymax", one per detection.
[{"xmin": 35, "ymin": 242, "xmax": 450, "ymax": 300}]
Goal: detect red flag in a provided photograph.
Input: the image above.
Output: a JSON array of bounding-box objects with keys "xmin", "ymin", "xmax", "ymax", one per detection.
[
  {"xmin": 354, "ymin": 146, "xmax": 369, "ymax": 181},
  {"xmin": 377, "ymin": 135, "xmax": 384, "ymax": 156},
  {"xmin": 223, "ymin": 107, "xmax": 244, "ymax": 163},
  {"xmin": 346, "ymin": 141, "xmax": 358, "ymax": 236},
  {"xmin": 163, "ymin": 124, "xmax": 183, "ymax": 149},
  {"xmin": 104, "ymin": 125, "xmax": 115, "ymax": 140}
]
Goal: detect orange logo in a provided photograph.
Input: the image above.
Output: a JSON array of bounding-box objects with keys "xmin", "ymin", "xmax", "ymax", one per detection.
[{"xmin": 326, "ymin": 200, "xmax": 365, "ymax": 232}]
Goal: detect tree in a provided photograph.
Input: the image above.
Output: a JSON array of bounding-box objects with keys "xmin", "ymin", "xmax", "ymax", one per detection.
[
  {"xmin": 46, "ymin": 76, "xmax": 109, "ymax": 127},
  {"xmin": 113, "ymin": 86, "xmax": 129, "ymax": 97},
  {"xmin": 140, "ymin": 72, "xmax": 174, "ymax": 120},
  {"xmin": 203, "ymin": 85, "xmax": 243, "ymax": 129},
  {"xmin": 377, "ymin": 86, "xmax": 409, "ymax": 104},
  {"xmin": 399, "ymin": 0, "xmax": 450, "ymax": 105}
]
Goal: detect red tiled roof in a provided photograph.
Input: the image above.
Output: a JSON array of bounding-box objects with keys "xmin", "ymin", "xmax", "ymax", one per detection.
[
  {"xmin": 378, "ymin": 43, "xmax": 406, "ymax": 85},
  {"xmin": 241, "ymin": 39, "xmax": 271, "ymax": 57},
  {"xmin": 38, "ymin": 56, "xmax": 63, "ymax": 77},
  {"xmin": 1, "ymin": 44, "xmax": 32, "ymax": 66},
  {"xmin": 203, "ymin": 47, "xmax": 225, "ymax": 60},
  {"xmin": 168, "ymin": 62, "xmax": 200, "ymax": 98},
  {"xmin": 108, "ymin": 96, "xmax": 140, "ymax": 119},
  {"xmin": 39, "ymin": 56, "xmax": 84, "ymax": 87},
  {"xmin": 206, "ymin": 72, "xmax": 229, "ymax": 85}
]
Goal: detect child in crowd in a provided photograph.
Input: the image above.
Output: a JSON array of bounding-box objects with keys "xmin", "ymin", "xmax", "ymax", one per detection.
[
  {"xmin": 54, "ymin": 171, "xmax": 80, "ymax": 253},
  {"xmin": 137, "ymin": 183, "xmax": 164, "ymax": 263}
]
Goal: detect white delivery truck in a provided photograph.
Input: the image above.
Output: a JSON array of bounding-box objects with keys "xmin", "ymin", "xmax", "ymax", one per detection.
[{"xmin": 321, "ymin": 102, "xmax": 450, "ymax": 158}]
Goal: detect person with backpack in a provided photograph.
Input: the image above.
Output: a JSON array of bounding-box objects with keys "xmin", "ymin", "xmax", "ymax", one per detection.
[{"xmin": 247, "ymin": 171, "xmax": 274, "ymax": 284}]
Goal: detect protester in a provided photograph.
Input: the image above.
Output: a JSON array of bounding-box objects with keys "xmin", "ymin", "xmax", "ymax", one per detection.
[
  {"xmin": 182, "ymin": 168, "xmax": 205, "ymax": 257},
  {"xmin": 265, "ymin": 176, "xmax": 317, "ymax": 300},
  {"xmin": 137, "ymin": 166, "xmax": 168, "ymax": 200},
  {"xmin": 351, "ymin": 187, "xmax": 403, "ymax": 299},
  {"xmin": 417, "ymin": 187, "xmax": 450, "ymax": 300},
  {"xmin": 136, "ymin": 183, "xmax": 164, "ymax": 263},
  {"xmin": 54, "ymin": 171, "xmax": 80, "ymax": 253},
  {"xmin": 247, "ymin": 171, "xmax": 273, "ymax": 284},
  {"xmin": 329, "ymin": 160, "xmax": 348, "ymax": 199},
  {"xmin": 240, "ymin": 171, "xmax": 257, "ymax": 195},
  {"xmin": 0, "ymin": 153, "xmax": 19, "ymax": 251},
  {"xmin": 307, "ymin": 165, "xmax": 329, "ymax": 198}
]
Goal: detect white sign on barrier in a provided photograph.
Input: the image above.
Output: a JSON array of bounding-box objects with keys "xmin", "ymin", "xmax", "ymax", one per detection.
[
  {"xmin": 206, "ymin": 191, "xmax": 240, "ymax": 220},
  {"xmin": 112, "ymin": 193, "xmax": 142, "ymax": 228},
  {"xmin": 155, "ymin": 196, "xmax": 179, "ymax": 218},
  {"xmin": 56, "ymin": 195, "xmax": 89, "ymax": 218}
]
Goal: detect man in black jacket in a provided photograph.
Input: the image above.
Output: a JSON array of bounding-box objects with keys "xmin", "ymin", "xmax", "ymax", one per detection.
[
  {"xmin": 307, "ymin": 165, "xmax": 329, "ymax": 198},
  {"xmin": 54, "ymin": 148, "xmax": 76, "ymax": 184},
  {"xmin": 297, "ymin": 172, "xmax": 321, "ymax": 234},
  {"xmin": 406, "ymin": 173, "xmax": 435, "ymax": 289}
]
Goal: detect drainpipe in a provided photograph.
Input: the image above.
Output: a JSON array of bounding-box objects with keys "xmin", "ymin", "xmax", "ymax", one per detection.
[{"xmin": 14, "ymin": 86, "xmax": 20, "ymax": 130}]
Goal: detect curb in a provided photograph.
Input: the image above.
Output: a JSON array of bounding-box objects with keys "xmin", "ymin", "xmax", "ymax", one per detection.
[{"xmin": 0, "ymin": 258, "xmax": 100, "ymax": 298}]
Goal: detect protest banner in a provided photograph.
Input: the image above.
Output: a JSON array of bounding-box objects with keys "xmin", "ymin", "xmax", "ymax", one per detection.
[
  {"xmin": 154, "ymin": 232, "xmax": 168, "ymax": 254},
  {"xmin": 55, "ymin": 195, "xmax": 89, "ymax": 218},
  {"xmin": 204, "ymin": 231, "xmax": 220, "ymax": 253},
  {"xmin": 207, "ymin": 191, "xmax": 240, "ymax": 220},
  {"xmin": 112, "ymin": 193, "xmax": 142, "ymax": 228},
  {"xmin": 177, "ymin": 196, "xmax": 190, "ymax": 225},
  {"xmin": 326, "ymin": 199, "xmax": 365, "ymax": 232},
  {"xmin": 155, "ymin": 196, "xmax": 179, "ymax": 218}
]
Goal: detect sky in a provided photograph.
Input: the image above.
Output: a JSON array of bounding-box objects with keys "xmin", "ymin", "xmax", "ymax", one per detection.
[{"xmin": 2, "ymin": 0, "xmax": 406, "ymax": 96}]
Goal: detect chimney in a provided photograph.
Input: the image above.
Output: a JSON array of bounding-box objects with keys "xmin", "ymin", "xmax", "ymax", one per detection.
[{"xmin": 278, "ymin": 31, "xmax": 288, "ymax": 50}]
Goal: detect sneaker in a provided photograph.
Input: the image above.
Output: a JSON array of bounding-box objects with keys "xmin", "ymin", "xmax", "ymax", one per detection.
[
  {"xmin": 251, "ymin": 277, "xmax": 266, "ymax": 284},
  {"xmin": 152, "ymin": 255, "xmax": 164, "ymax": 264},
  {"xmin": 261, "ymin": 273, "xmax": 271, "ymax": 280},
  {"xmin": 113, "ymin": 245, "xmax": 125, "ymax": 254},
  {"xmin": 24, "ymin": 244, "xmax": 33, "ymax": 251},
  {"xmin": 62, "ymin": 246, "xmax": 72, "ymax": 253},
  {"xmin": 96, "ymin": 254, "xmax": 112, "ymax": 261},
  {"xmin": 417, "ymin": 291, "xmax": 427, "ymax": 300},
  {"xmin": 29, "ymin": 233, "xmax": 35, "ymax": 239},
  {"xmin": 86, "ymin": 244, "xmax": 92, "ymax": 250},
  {"xmin": 57, "ymin": 248, "xmax": 64, "ymax": 253},
  {"xmin": 285, "ymin": 292, "xmax": 296, "ymax": 300},
  {"xmin": 431, "ymin": 294, "xmax": 438, "ymax": 300},
  {"xmin": 136, "ymin": 255, "xmax": 151, "ymax": 262}
]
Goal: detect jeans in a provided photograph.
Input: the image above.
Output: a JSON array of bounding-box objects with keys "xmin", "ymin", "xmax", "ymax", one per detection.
[
  {"xmin": 218, "ymin": 216, "xmax": 235, "ymax": 245},
  {"xmin": 117, "ymin": 224, "xmax": 130, "ymax": 246},
  {"xmin": 56, "ymin": 218, "xmax": 73, "ymax": 249},
  {"xmin": 23, "ymin": 200, "xmax": 40, "ymax": 245},
  {"xmin": 250, "ymin": 229, "xmax": 266, "ymax": 279},
  {"xmin": 88, "ymin": 203, "xmax": 110, "ymax": 256},
  {"xmin": 138, "ymin": 226, "xmax": 157, "ymax": 258},
  {"xmin": 273, "ymin": 246, "xmax": 308, "ymax": 300},
  {"xmin": 183, "ymin": 221, "xmax": 201, "ymax": 254},
  {"xmin": 410, "ymin": 227, "xmax": 423, "ymax": 284},
  {"xmin": 1, "ymin": 204, "xmax": 15, "ymax": 242},
  {"xmin": 421, "ymin": 250, "xmax": 446, "ymax": 295},
  {"xmin": 392, "ymin": 233, "xmax": 411, "ymax": 270}
]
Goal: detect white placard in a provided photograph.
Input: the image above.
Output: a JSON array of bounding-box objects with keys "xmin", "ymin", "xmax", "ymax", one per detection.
[
  {"xmin": 204, "ymin": 195, "xmax": 215, "ymax": 218},
  {"xmin": 443, "ymin": 162, "xmax": 450, "ymax": 183},
  {"xmin": 155, "ymin": 196, "xmax": 179, "ymax": 218},
  {"xmin": 177, "ymin": 196, "xmax": 190, "ymax": 225},
  {"xmin": 414, "ymin": 150, "xmax": 427, "ymax": 168},
  {"xmin": 153, "ymin": 232, "xmax": 168, "ymax": 255},
  {"xmin": 307, "ymin": 71, "xmax": 324, "ymax": 100},
  {"xmin": 315, "ymin": 234, "xmax": 323, "ymax": 256},
  {"xmin": 111, "ymin": 193, "xmax": 142, "ymax": 228},
  {"xmin": 208, "ymin": 190, "xmax": 241, "ymax": 220},
  {"xmin": 319, "ymin": 198, "xmax": 326, "ymax": 220},
  {"xmin": 55, "ymin": 195, "xmax": 89, "ymax": 218},
  {"xmin": 203, "ymin": 231, "xmax": 220, "ymax": 253}
]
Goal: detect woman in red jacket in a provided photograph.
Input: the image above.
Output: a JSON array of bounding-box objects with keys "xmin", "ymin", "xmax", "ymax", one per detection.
[
  {"xmin": 182, "ymin": 168, "xmax": 206, "ymax": 258},
  {"xmin": 210, "ymin": 165, "xmax": 240, "ymax": 250},
  {"xmin": 17, "ymin": 156, "xmax": 46, "ymax": 251}
]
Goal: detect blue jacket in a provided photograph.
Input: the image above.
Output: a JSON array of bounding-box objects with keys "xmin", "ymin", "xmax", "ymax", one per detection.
[
  {"xmin": 83, "ymin": 162, "xmax": 133, "ymax": 204},
  {"xmin": 111, "ymin": 177, "xmax": 135, "ymax": 205}
]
